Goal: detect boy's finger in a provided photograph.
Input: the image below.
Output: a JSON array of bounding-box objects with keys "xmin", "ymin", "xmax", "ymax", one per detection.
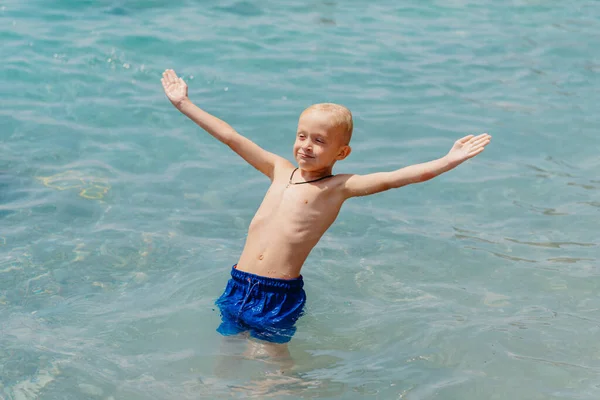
[
  {"xmin": 473, "ymin": 139, "xmax": 491, "ymax": 150},
  {"xmin": 169, "ymin": 69, "xmax": 178, "ymax": 83},
  {"xmin": 468, "ymin": 133, "xmax": 487, "ymax": 141},
  {"xmin": 470, "ymin": 133, "xmax": 488, "ymax": 141},
  {"xmin": 468, "ymin": 147, "xmax": 485, "ymax": 157},
  {"xmin": 164, "ymin": 70, "xmax": 173, "ymax": 82},
  {"xmin": 470, "ymin": 136, "xmax": 489, "ymax": 146},
  {"xmin": 163, "ymin": 70, "xmax": 171, "ymax": 84},
  {"xmin": 458, "ymin": 135, "xmax": 475, "ymax": 144},
  {"xmin": 165, "ymin": 69, "xmax": 174, "ymax": 84}
]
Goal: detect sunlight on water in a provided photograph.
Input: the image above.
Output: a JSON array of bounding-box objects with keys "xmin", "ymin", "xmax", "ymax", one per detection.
[{"xmin": 1, "ymin": 0, "xmax": 599, "ymax": 398}]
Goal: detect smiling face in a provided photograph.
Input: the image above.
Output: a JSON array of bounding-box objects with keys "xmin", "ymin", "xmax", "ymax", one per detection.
[{"xmin": 293, "ymin": 106, "xmax": 352, "ymax": 172}]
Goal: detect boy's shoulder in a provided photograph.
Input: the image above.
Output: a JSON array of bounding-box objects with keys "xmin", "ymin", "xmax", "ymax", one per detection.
[{"xmin": 326, "ymin": 174, "xmax": 356, "ymax": 200}]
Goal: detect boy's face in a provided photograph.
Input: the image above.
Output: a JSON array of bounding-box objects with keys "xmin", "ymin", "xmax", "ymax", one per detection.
[{"xmin": 293, "ymin": 111, "xmax": 350, "ymax": 171}]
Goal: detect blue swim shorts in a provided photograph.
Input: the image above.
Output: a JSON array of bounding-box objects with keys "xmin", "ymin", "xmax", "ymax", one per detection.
[{"xmin": 215, "ymin": 265, "xmax": 306, "ymax": 344}]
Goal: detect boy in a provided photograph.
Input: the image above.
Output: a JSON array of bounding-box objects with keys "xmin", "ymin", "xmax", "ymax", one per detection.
[{"xmin": 161, "ymin": 69, "xmax": 491, "ymax": 360}]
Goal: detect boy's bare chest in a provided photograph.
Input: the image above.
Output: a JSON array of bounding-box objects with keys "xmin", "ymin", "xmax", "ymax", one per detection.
[{"xmin": 251, "ymin": 183, "xmax": 342, "ymax": 231}]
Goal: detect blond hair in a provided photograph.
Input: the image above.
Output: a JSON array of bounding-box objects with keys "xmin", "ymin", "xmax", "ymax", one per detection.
[{"xmin": 301, "ymin": 103, "xmax": 353, "ymax": 145}]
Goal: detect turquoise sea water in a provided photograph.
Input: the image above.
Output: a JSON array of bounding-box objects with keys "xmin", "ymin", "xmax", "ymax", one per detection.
[{"xmin": 1, "ymin": 0, "xmax": 599, "ymax": 398}]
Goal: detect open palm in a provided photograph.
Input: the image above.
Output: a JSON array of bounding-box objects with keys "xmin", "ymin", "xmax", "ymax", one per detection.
[
  {"xmin": 446, "ymin": 133, "xmax": 491, "ymax": 166},
  {"xmin": 161, "ymin": 69, "xmax": 188, "ymax": 107}
]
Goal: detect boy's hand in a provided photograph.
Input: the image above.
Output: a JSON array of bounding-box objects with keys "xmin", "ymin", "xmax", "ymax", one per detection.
[
  {"xmin": 161, "ymin": 69, "xmax": 188, "ymax": 108},
  {"xmin": 445, "ymin": 133, "xmax": 491, "ymax": 167}
]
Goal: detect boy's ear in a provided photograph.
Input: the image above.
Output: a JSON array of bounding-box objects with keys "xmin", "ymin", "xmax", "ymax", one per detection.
[{"xmin": 336, "ymin": 145, "xmax": 351, "ymax": 160}]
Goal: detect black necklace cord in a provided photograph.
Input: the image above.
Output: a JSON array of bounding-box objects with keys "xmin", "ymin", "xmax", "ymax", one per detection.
[{"xmin": 287, "ymin": 168, "xmax": 334, "ymax": 186}]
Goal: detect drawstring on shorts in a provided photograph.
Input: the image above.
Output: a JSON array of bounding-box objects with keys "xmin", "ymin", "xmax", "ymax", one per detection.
[{"xmin": 237, "ymin": 279, "xmax": 260, "ymax": 319}]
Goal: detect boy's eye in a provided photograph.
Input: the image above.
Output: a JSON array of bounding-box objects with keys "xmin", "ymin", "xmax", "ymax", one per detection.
[{"xmin": 316, "ymin": 138, "xmax": 324, "ymax": 143}]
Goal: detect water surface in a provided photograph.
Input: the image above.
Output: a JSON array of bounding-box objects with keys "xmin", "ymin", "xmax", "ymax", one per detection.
[{"xmin": 1, "ymin": 0, "xmax": 599, "ymax": 398}]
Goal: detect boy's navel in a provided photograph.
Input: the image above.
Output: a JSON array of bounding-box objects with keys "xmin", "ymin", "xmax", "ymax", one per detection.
[
  {"xmin": 304, "ymin": 199, "xmax": 308, "ymax": 204},
  {"xmin": 258, "ymin": 254, "xmax": 264, "ymax": 260}
]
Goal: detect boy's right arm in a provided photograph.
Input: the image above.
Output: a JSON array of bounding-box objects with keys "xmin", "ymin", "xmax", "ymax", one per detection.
[{"xmin": 161, "ymin": 69, "xmax": 287, "ymax": 180}]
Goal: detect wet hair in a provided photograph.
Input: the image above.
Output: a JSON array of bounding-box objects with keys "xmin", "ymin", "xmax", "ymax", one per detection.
[{"xmin": 301, "ymin": 103, "xmax": 353, "ymax": 145}]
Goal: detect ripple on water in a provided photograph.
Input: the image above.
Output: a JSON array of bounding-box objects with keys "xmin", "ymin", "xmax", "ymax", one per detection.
[
  {"xmin": 355, "ymin": 265, "xmax": 436, "ymax": 305},
  {"xmin": 505, "ymin": 237, "xmax": 597, "ymax": 248},
  {"xmin": 2, "ymin": 0, "xmax": 600, "ymax": 398}
]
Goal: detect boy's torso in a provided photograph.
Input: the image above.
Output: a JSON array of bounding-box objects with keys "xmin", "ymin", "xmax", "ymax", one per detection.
[{"xmin": 236, "ymin": 164, "xmax": 346, "ymax": 279}]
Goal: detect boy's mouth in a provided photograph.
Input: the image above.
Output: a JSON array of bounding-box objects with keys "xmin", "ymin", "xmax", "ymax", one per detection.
[{"xmin": 298, "ymin": 153, "xmax": 314, "ymax": 159}]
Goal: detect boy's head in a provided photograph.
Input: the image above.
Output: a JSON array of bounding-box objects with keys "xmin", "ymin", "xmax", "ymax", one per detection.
[{"xmin": 294, "ymin": 103, "xmax": 353, "ymax": 171}]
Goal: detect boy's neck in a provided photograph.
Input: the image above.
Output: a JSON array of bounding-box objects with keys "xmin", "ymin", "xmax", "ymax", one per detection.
[{"xmin": 297, "ymin": 166, "xmax": 334, "ymax": 181}]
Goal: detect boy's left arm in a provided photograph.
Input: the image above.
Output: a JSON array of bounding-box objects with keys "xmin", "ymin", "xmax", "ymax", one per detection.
[{"xmin": 342, "ymin": 133, "xmax": 491, "ymax": 198}]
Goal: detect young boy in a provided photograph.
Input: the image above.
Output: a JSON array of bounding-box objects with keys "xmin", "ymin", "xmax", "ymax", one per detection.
[{"xmin": 161, "ymin": 69, "xmax": 491, "ymax": 359}]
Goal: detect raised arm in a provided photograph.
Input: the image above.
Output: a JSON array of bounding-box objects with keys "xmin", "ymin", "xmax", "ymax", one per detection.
[
  {"xmin": 342, "ymin": 134, "xmax": 491, "ymax": 198},
  {"xmin": 161, "ymin": 69, "xmax": 287, "ymax": 180}
]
